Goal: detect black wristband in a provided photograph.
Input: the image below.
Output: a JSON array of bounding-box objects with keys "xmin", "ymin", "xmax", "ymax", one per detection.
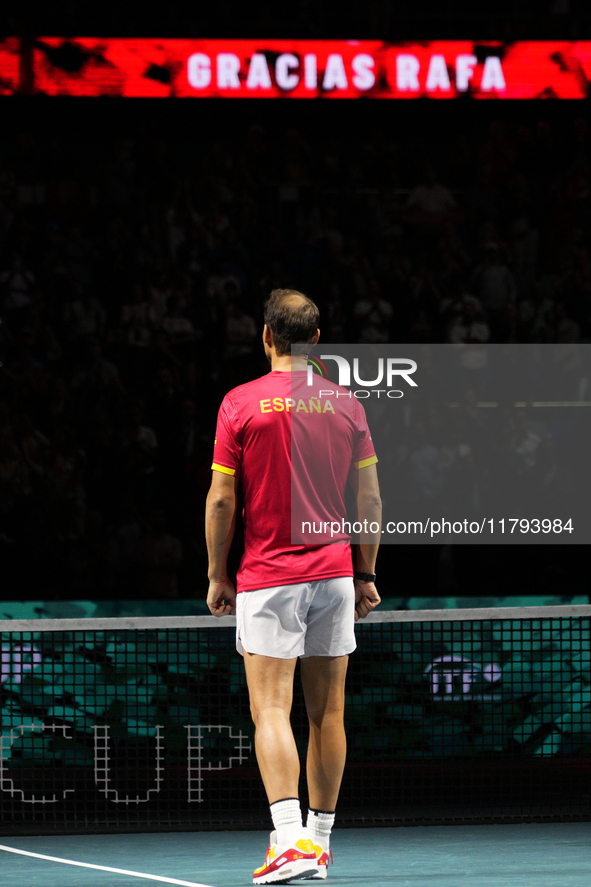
[{"xmin": 354, "ymin": 571, "xmax": 376, "ymax": 582}]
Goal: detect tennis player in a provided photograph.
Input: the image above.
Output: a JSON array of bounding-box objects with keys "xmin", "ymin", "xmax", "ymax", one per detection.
[{"xmin": 206, "ymin": 289, "xmax": 381, "ymax": 884}]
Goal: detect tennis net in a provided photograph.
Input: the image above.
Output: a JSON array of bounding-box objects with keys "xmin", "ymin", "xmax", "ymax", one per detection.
[{"xmin": 1, "ymin": 606, "xmax": 589, "ymax": 835}]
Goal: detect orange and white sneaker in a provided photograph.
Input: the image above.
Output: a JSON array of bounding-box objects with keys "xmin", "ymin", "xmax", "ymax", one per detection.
[
  {"xmin": 253, "ymin": 830, "xmax": 318, "ymax": 884},
  {"xmin": 301, "ymin": 842, "xmax": 333, "ymax": 880}
]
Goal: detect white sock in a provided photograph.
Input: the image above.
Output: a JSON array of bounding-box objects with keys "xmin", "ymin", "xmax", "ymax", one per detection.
[
  {"xmin": 307, "ymin": 809, "xmax": 335, "ymax": 850},
  {"xmin": 270, "ymin": 798, "xmax": 303, "ymax": 846}
]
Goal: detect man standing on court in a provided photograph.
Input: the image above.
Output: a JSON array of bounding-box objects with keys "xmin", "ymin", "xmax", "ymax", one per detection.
[{"xmin": 205, "ymin": 289, "xmax": 381, "ymax": 884}]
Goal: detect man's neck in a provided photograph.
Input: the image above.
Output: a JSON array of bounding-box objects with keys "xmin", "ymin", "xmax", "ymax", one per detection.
[{"xmin": 271, "ymin": 354, "xmax": 309, "ymax": 372}]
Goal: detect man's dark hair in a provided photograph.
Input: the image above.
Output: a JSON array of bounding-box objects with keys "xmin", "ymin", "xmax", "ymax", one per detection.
[{"xmin": 263, "ymin": 288, "xmax": 319, "ymax": 356}]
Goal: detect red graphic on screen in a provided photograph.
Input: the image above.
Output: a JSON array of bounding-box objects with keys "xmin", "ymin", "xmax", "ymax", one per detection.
[
  {"xmin": 1, "ymin": 39, "xmax": 591, "ymax": 98},
  {"xmin": 0, "ymin": 38, "xmax": 21, "ymax": 95}
]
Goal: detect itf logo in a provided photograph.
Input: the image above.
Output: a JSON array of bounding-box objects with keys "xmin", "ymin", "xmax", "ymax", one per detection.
[{"xmin": 424, "ymin": 655, "xmax": 502, "ymax": 701}]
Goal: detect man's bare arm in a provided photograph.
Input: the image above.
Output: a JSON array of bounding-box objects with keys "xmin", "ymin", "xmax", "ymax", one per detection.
[
  {"xmin": 205, "ymin": 470, "xmax": 238, "ymax": 616},
  {"xmin": 349, "ymin": 463, "xmax": 382, "ymax": 620}
]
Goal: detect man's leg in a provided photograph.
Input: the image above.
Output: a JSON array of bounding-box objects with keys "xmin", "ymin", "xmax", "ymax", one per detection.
[
  {"xmin": 244, "ymin": 651, "xmax": 318, "ymax": 882},
  {"xmin": 300, "ymin": 655, "xmax": 348, "ymax": 811},
  {"xmin": 243, "ymin": 650, "xmax": 299, "ymax": 803}
]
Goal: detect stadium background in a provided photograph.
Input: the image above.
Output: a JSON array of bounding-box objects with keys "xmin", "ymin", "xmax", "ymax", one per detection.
[
  {"xmin": 0, "ymin": 0, "xmax": 590, "ymax": 835},
  {"xmin": 2, "ymin": 70, "xmax": 591, "ymax": 600}
]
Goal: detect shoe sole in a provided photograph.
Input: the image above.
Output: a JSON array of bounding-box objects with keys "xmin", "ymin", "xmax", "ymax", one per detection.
[{"xmin": 253, "ymin": 858, "xmax": 319, "ymax": 884}]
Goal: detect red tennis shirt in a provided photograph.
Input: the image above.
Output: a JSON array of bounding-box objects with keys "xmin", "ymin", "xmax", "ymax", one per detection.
[{"xmin": 212, "ymin": 369, "xmax": 377, "ymax": 592}]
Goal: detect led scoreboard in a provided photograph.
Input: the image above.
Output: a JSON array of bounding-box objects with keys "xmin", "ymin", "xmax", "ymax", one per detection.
[{"xmin": 1, "ymin": 38, "xmax": 591, "ymax": 97}]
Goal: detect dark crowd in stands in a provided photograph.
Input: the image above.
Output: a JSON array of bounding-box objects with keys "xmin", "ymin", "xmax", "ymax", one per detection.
[
  {"xmin": 0, "ymin": 105, "xmax": 589, "ymax": 599},
  {"xmin": 2, "ymin": 0, "xmax": 588, "ymax": 42}
]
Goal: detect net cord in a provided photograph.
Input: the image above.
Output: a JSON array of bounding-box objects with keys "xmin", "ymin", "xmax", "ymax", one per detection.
[{"xmin": 0, "ymin": 604, "xmax": 589, "ymax": 633}]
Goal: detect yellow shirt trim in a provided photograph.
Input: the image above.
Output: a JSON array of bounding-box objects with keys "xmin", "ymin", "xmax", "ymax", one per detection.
[
  {"xmin": 211, "ymin": 462, "xmax": 236, "ymax": 476},
  {"xmin": 355, "ymin": 455, "xmax": 378, "ymax": 470}
]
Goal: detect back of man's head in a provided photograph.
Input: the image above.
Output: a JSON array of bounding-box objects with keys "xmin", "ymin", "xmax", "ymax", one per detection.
[{"xmin": 263, "ymin": 288, "xmax": 319, "ymax": 356}]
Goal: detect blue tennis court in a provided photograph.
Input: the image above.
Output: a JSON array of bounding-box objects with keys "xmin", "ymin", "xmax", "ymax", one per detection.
[
  {"xmin": 2, "ymin": 823, "xmax": 590, "ymax": 887},
  {"xmin": 2, "ymin": 610, "xmax": 589, "ymax": 886}
]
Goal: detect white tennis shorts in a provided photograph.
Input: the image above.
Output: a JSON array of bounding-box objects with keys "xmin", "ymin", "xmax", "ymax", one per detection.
[{"xmin": 236, "ymin": 577, "xmax": 356, "ymax": 659}]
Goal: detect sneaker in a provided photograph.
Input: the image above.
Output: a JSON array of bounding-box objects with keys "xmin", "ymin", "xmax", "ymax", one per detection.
[
  {"xmin": 300, "ymin": 843, "xmax": 333, "ymax": 880},
  {"xmin": 253, "ymin": 830, "xmax": 318, "ymax": 884}
]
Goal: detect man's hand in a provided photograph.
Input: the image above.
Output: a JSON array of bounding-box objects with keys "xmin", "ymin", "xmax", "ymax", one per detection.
[
  {"xmin": 207, "ymin": 578, "xmax": 237, "ymax": 617},
  {"xmin": 354, "ymin": 580, "xmax": 380, "ymax": 621}
]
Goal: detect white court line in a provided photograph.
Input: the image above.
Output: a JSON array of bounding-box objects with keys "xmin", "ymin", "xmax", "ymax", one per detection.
[{"xmin": 0, "ymin": 843, "xmax": 216, "ymax": 887}]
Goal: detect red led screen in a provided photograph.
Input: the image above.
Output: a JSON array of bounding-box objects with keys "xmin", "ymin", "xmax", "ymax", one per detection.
[
  {"xmin": 3, "ymin": 38, "xmax": 591, "ymax": 98},
  {"xmin": 0, "ymin": 38, "xmax": 22, "ymax": 95}
]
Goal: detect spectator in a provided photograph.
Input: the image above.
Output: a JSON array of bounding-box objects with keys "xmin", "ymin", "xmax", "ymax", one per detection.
[
  {"xmin": 470, "ymin": 243, "xmax": 518, "ymax": 341},
  {"xmin": 511, "ymin": 215, "xmax": 539, "ymax": 297},
  {"xmin": 0, "ymin": 431, "xmax": 30, "ymax": 532},
  {"xmin": 224, "ymin": 299, "xmax": 257, "ymax": 360},
  {"xmin": 13, "ymin": 412, "xmax": 51, "ymax": 481},
  {"xmin": 108, "ymin": 495, "xmax": 143, "ymax": 575},
  {"xmin": 448, "ymin": 302, "xmax": 491, "ymax": 345},
  {"xmin": 519, "ymin": 282, "xmax": 555, "ymax": 343},
  {"xmin": 119, "ymin": 284, "xmax": 151, "ymax": 348},
  {"xmin": 121, "ymin": 403, "xmax": 158, "ymax": 505},
  {"xmin": 147, "ymin": 272, "xmax": 172, "ymax": 327},
  {"xmin": 353, "ymin": 279, "xmax": 393, "ymax": 343},
  {"xmin": 555, "ymin": 302, "xmax": 581, "ymax": 343},
  {"xmin": 325, "ymin": 282, "xmax": 347, "ymax": 342},
  {"xmin": 134, "ymin": 509, "xmax": 183, "ymax": 598},
  {"xmin": 409, "ymin": 309, "xmax": 434, "ymax": 343},
  {"xmin": 68, "ymin": 509, "xmax": 119, "ymax": 594},
  {"xmin": 64, "ymin": 285, "xmax": 106, "ymax": 341},
  {"xmin": 439, "ymin": 275, "xmax": 484, "ymax": 338},
  {"xmin": 70, "ymin": 339, "xmax": 120, "ymax": 393},
  {"xmin": 1, "ymin": 252, "xmax": 36, "ymax": 312},
  {"xmin": 161, "ymin": 297, "xmax": 196, "ymax": 345},
  {"xmin": 406, "ymin": 164, "xmax": 457, "ymax": 226},
  {"xmin": 46, "ymin": 427, "xmax": 87, "ymax": 542}
]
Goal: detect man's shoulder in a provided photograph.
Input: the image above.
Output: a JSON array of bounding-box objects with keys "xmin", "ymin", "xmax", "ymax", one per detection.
[
  {"xmin": 219, "ymin": 374, "xmax": 277, "ymax": 419},
  {"xmin": 304, "ymin": 374, "xmax": 369, "ymax": 425}
]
